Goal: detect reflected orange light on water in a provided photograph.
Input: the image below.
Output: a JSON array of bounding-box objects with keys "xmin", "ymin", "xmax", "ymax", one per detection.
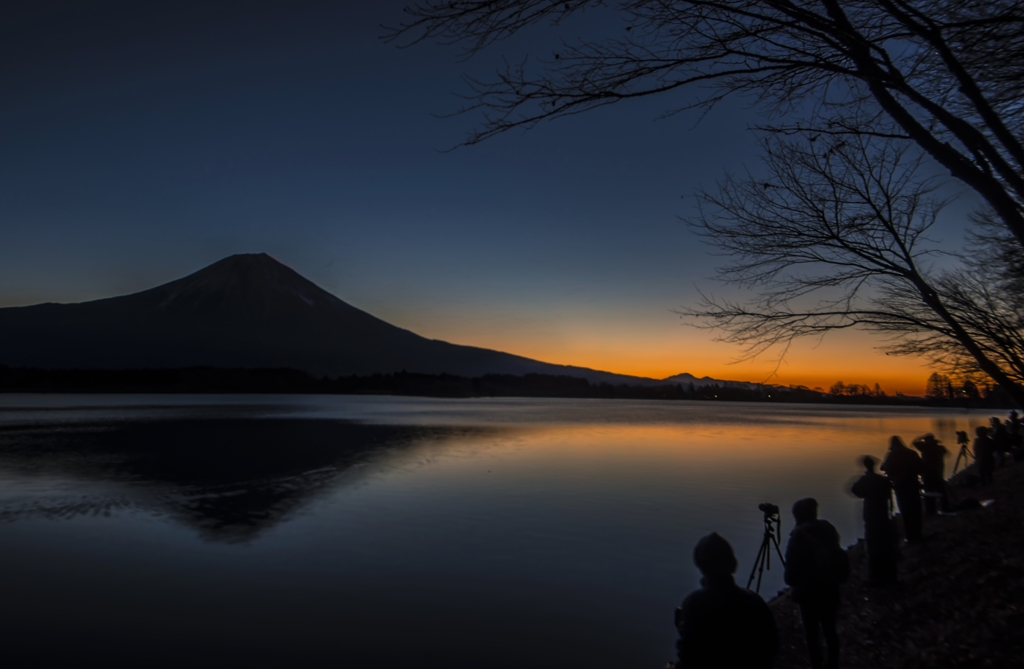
[
  {"xmin": 419, "ymin": 410, "xmax": 992, "ymax": 471},
  {"xmin": 1, "ymin": 394, "xmax": 1001, "ymax": 664},
  {"xmin": 397, "ymin": 406, "xmax": 992, "ymax": 551},
  {"xmin": 503, "ymin": 420, "xmax": 966, "ymax": 458}
]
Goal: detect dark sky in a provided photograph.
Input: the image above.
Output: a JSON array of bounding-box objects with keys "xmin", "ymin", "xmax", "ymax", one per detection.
[{"xmin": 0, "ymin": 0, "xmax": 934, "ymax": 389}]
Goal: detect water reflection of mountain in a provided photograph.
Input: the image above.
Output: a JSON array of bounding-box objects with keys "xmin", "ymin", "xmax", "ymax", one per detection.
[{"xmin": 0, "ymin": 419, "xmax": 487, "ymax": 542}]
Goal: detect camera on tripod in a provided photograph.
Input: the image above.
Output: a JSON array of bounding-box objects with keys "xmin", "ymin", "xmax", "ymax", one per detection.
[
  {"xmin": 747, "ymin": 502, "xmax": 785, "ymax": 593},
  {"xmin": 954, "ymin": 430, "xmax": 974, "ymax": 474}
]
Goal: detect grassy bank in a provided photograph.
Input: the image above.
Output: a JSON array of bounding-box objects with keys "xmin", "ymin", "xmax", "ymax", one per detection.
[{"xmin": 769, "ymin": 461, "xmax": 1024, "ymax": 668}]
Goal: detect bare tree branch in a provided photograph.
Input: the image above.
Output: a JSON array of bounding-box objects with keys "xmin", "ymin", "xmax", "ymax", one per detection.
[
  {"xmin": 678, "ymin": 134, "xmax": 1024, "ymax": 404},
  {"xmin": 390, "ymin": 1, "xmax": 1024, "ymax": 402},
  {"xmin": 387, "ymin": 0, "xmax": 1024, "ymax": 246}
]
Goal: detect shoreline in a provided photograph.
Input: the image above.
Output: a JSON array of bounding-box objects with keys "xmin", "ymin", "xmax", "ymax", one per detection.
[
  {"xmin": 0, "ymin": 365, "xmax": 984, "ymax": 407},
  {"xmin": 767, "ymin": 460, "xmax": 1024, "ymax": 668}
]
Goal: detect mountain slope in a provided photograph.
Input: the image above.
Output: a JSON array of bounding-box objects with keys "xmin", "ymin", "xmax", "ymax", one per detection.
[{"xmin": 0, "ymin": 254, "xmax": 667, "ymax": 384}]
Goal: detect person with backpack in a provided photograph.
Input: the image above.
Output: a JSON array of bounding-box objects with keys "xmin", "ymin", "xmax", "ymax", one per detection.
[
  {"xmin": 851, "ymin": 456, "xmax": 899, "ymax": 586},
  {"xmin": 674, "ymin": 533, "xmax": 778, "ymax": 669},
  {"xmin": 784, "ymin": 498, "xmax": 849, "ymax": 669}
]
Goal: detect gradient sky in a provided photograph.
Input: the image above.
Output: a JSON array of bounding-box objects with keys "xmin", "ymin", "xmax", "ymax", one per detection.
[{"xmin": 1, "ymin": 0, "xmax": 961, "ymax": 393}]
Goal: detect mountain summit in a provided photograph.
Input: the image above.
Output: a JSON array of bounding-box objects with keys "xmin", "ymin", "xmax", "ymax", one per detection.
[
  {"xmin": 0, "ymin": 254, "xmax": 664, "ymax": 384},
  {"xmin": 147, "ymin": 253, "xmax": 342, "ymax": 314}
]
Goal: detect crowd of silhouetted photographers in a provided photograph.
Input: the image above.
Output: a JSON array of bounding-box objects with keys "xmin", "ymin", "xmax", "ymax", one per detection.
[{"xmin": 671, "ymin": 410, "xmax": 1023, "ymax": 669}]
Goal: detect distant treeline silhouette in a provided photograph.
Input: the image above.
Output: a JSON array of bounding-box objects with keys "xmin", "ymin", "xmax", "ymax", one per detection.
[
  {"xmin": 0, "ymin": 364, "xmax": 962, "ymax": 405},
  {"xmin": 921, "ymin": 372, "xmax": 1018, "ymax": 408}
]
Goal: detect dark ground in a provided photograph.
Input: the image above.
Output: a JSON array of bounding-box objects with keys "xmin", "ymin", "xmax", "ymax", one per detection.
[{"xmin": 769, "ymin": 461, "xmax": 1024, "ymax": 669}]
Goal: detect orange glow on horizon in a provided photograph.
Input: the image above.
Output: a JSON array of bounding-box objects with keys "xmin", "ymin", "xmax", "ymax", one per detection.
[
  {"xmin": 371, "ymin": 297, "xmax": 952, "ymax": 397},
  {"xmin": 409, "ymin": 318, "xmax": 934, "ymax": 396}
]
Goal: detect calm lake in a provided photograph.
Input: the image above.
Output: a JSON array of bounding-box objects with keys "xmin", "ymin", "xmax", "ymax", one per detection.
[{"xmin": 0, "ymin": 395, "xmax": 988, "ymax": 667}]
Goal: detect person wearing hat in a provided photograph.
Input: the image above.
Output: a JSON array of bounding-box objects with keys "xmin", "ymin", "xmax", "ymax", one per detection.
[
  {"xmin": 784, "ymin": 498, "xmax": 848, "ymax": 669},
  {"xmin": 674, "ymin": 533, "xmax": 778, "ymax": 669}
]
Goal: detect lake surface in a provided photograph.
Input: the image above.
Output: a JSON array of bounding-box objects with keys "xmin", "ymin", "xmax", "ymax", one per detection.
[{"xmin": 0, "ymin": 395, "xmax": 989, "ymax": 667}]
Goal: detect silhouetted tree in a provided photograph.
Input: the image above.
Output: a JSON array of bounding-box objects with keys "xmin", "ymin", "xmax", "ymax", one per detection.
[
  {"xmin": 679, "ymin": 135, "xmax": 1024, "ymax": 406},
  {"xmin": 926, "ymin": 373, "xmax": 950, "ymax": 401},
  {"xmin": 891, "ymin": 216, "xmax": 1024, "ymax": 390},
  {"xmin": 390, "ymin": 1, "xmax": 1024, "ymax": 405}
]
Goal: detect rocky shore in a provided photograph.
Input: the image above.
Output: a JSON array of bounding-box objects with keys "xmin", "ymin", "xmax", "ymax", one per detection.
[{"xmin": 769, "ymin": 461, "xmax": 1024, "ymax": 669}]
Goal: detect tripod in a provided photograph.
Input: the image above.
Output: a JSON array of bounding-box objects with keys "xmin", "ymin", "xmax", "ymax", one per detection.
[
  {"xmin": 952, "ymin": 433, "xmax": 974, "ymax": 475},
  {"xmin": 747, "ymin": 509, "xmax": 786, "ymax": 594}
]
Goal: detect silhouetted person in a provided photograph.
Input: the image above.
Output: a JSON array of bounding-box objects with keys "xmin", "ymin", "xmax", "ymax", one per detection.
[
  {"xmin": 1009, "ymin": 411, "xmax": 1024, "ymax": 461},
  {"xmin": 912, "ymin": 433, "xmax": 948, "ymax": 514},
  {"xmin": 974, "ymin": 426, "xmax": 995, "ymax": 486},
  {"xmin": 851, "ymin": 456, "xmax": 899, "ymax": 586},
  {"xmin": 881, "ymin": 436, "xmax": 925, "ymax": 542},
  {"xmin": 784, "ymin": 498, "xmax": 848, "ymax": 669},
  {"xmin": 990, "ymin": 417, "xmax": 1011, "ymax": 467},
  {"xmin": 675, "ymin": 533, "xmax": 778, "ymax": 669}
]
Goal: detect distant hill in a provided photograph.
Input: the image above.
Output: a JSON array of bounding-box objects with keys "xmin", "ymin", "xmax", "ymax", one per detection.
[
  {"xmin": 0, "ymin": 253, "xmax": 742, "ymax": 386},
  {"xmin": 661, "ymin": 372, "xmax": 761, "ymax": 390}
]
